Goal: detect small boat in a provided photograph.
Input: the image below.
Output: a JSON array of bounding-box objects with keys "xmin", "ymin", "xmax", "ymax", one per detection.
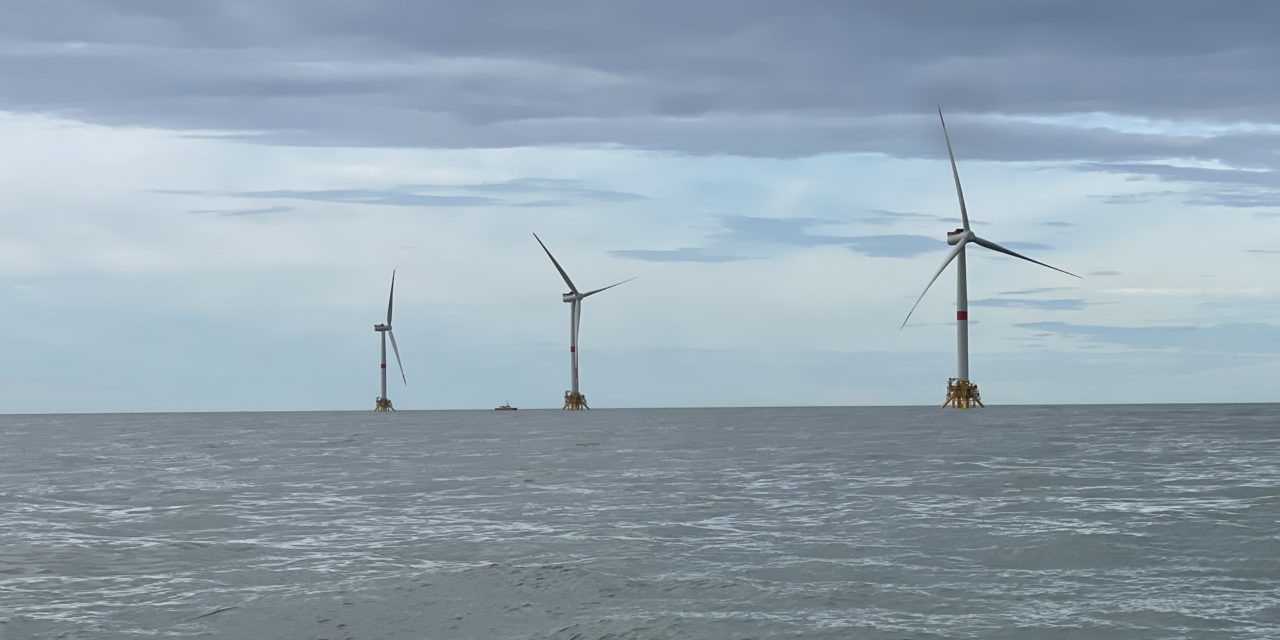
[{"xmin": 494, "ymin": 402, "xmax": 518, "ymax": 411}]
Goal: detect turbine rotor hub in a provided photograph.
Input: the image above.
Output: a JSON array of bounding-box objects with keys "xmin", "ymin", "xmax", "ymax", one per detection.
[{"xmin": 946, "ymin": 228, "xmax": 972, "ymax": 245}]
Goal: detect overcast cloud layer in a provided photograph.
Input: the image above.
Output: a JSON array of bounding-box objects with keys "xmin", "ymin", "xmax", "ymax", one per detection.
[
  {"xmin": 8, "ymin": 1, "xmax": 1280, "ymax": 206},
  {"xmin": 2, "ymin": 1, "xmax": 1279, "ymax": 410}
]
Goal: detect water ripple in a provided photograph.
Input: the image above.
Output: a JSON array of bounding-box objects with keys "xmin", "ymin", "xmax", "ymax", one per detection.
[{"xmin": 1, "ymin": 405, "xmax": 1277, "ymax": 639}]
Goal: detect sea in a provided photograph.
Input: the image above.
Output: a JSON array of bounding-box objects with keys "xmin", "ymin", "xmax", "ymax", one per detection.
[{"xmin": 1, "ymin": 405, "xmax": 1277, "ymax": 639}]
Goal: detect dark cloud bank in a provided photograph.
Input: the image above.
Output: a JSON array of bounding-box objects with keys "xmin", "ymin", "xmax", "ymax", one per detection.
[
  {"xmin": 2, "ymin": 3, "xmax": 1278, "ymax": 148},
  {"xmin": 7, "ymin": 1, "xmax": 1280, "ymax": 206}
]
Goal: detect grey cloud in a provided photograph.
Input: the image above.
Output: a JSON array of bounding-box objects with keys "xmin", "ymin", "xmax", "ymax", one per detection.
[
  {"xmin": 714, "ymin": 216, "xmax": 941, "ymax": 257},
  {"xmin": 1090, "ymin": 269, "xmax": 1122, "ymax": 276},
  {"xmin": 236, "ymin": 189, "xmax": 500, "ymax": 207},
  {"xmin": 154, "ymin": 178, "xmax": 646, "ymax": 210},
  {"xmin": 1080, "ymin": 163, "xmax": 1280, "ymax": 188},
  {"xmin": 202, "ymin": 112, "xmax": 1263, "ymax": 164},
  {"xmin": 1017, "ymin": 321, "xmax": 1280, "ymax": 354},
  {"xmin": 608, "ymin": 216, "xmax": 853, "ymax": 262},
  {"xmin": 842, "ymin": 235, "xmax": 940, "ymax": 258},
  {"xmin": 971, "ymin": 297, "xmax": 1086, "ymax": 311},
  {"xmin": 1247, "ymin": 249, "xmax": 1280, "ymax": 254},
  {"xmin": 711, "ymin": 216, "xmax": 847, "ymax": 247},
  {"xmin": 459, "ymin": 178, "xmax": 647, "ymax": 203},
  {"xmin": 4, "ymin": 1, "xmax": 1280, "ymax": 166},
  {"xmin": 187, "ymin": 205, "xmax": 295, "ymax": 217},
  {"xmin": 151, "ymin": 189, "xmax": 208, "ymax": 196},
  {"xmin": 860, "ymin": 209, "xmax": 958, "ymax": 226},
  {"xmin": 612, "ymin": 214, "xmax": 1057, "ymax": 262},
  {"xmin": 1185, "ymin": 192, "xmax": 1280, "ymax": 209},
  {"xmin": 1079, "ymin": 163, "xmax": 1280, "ymax": 210},
  {"xmin": 608, "ymin": 248, "xmax": 751, "ymax": 263},
  {"xmin": 514, "ymin": 199, "xmax": 577, "ymax": 208},
  {"xmin": 997, "ymin": 286, "xmax": 1078, "ymax": 296},
  {"xmin": 1093, "ymin": 190, "xmax": 1183, "ymax": 205}
]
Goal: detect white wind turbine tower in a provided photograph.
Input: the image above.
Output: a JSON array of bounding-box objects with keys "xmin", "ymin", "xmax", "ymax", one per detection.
[
  {"xmin": 901, "ymin": 108, "xmax": 1080, "ymax": 408},
  {"xmin": 372, "ymin": 270, "xmax": 407, "ymax": 411},
  {"xmin": 534, "ymin": 233, "xmax": 635, "ymax": 410}
]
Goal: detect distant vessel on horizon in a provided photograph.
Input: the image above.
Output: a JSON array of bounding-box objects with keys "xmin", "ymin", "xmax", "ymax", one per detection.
[{"xmin": 495, "ymin": 402, "xmax": 518, "ymax": 411}]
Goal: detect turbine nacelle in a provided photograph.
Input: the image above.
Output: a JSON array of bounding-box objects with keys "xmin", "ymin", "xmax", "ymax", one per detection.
[
  {"xmin": 374, "ymin": 323, "xmax": 389, "ymax": 332},
  {"xmin": 562, "ymin": 292, "xmax": 579, "ymax": 303},
  {"xmin": 946, "ymin": 228, "xmax": 971, "ymax": 245}
]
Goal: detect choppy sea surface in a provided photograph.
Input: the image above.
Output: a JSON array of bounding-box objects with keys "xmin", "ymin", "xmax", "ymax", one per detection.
[{"xmin": 1, "ymin": 405, "xmax": 1278, "ymax": 639}]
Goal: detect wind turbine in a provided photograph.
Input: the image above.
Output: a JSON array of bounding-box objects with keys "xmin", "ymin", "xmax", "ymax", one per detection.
[
  {"xmin": 533, "ymin": 233, "xmax": 635, "ymax": 410},
  {"xmin": 372, "ymin": 270, "xmax": 406, "ymax": 411},
  {"xmin": 901, "ymin": 108, "xmax": 1080, "ymax": 408}
]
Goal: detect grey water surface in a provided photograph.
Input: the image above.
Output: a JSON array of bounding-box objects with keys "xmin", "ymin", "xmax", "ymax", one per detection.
[{"xmin": 1, "ymin": 405, "xmax": 1277, "ymax": 639}]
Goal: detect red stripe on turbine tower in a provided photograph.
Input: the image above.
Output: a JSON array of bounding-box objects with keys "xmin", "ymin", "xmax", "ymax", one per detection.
[
  {"xmin": 381, "ymin": 363, "xmax": 387, "ymax": 368},
  {"xmin": 570, "ymin": 346, "xmax": 576, "ymax": 352},
  {"xmin": 957, "ymin": 311, "xmax": 968, "ymax": 320}
]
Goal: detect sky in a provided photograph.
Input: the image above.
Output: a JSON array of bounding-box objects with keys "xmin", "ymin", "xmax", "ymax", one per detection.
[{"xmin": 2, "ymin": 0, "xmax": 1280, "ymax": 412}]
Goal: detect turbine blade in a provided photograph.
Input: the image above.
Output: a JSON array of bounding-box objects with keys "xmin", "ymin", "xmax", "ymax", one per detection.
[
  {"xmin": 573, "ymin": 299, "xmax": 582, "ymax": 345},
  {"xmin": 971, "ymin": 236, "xmax": 1081, "ymax": 278},
  {"xmin": 901, "ymin": 241, "xmax": 966, "ymax": 328},
  {"xmin": 532, "ymin": 233, "xmax": 579, "ymax": 294},
  {"xmin": 388, "ymin": 330, "xmax": 406, "ymax": 384},
  {"xmin": 938, "ymin": 106, "xmax": 971, "ymax": 232},
  {"xmin": 386, "ymin": 270, "xmax": 396, "ymax": 325},
  {"xmin": 581, "ymin": 276, "xmax": 638, "ymax": 298}
]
